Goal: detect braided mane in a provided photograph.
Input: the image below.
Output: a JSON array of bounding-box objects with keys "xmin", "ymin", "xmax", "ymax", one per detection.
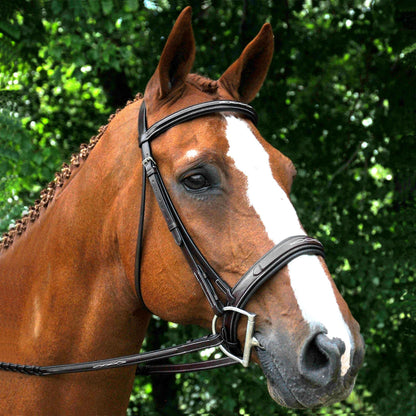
[
  {"xmin": 187, "ymin": 74, "xmax": 219, "ymax": 95},
  {"xmin": 0, "ymin": 94, "xmax": 143, "ymax": 252}
]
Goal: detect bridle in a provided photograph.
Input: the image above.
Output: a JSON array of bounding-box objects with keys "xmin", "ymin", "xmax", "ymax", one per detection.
[
  {"xmin": 0, "ymin": 99, "xmax": 325, "ymax": 377},
  {"xmin": 135, "ymin": 99, "xmax": 326, "ymax": 368}
]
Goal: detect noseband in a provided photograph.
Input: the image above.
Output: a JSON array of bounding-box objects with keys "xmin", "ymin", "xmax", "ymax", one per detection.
[{"xmin": 0, "ymin": 100, "xmax": 325, "ymax": 377}]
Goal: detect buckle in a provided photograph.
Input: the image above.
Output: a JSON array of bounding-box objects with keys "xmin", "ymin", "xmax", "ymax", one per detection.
[
  {"xmin": 142, "ymin": 156, "xmax": 157, "ymax": 176},
  {"xmin": 211, "ymin": 306, "xmax": 262, "ymax": 367},
  {"xmin": 142, "ymin": 156, "xmax": 156, "ymax": 167}
]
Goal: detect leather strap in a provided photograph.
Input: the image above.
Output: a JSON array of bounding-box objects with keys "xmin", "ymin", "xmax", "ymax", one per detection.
[
  {"xmin": 232, "ymin": 236, "xmax": 325, "ymax": 309},
  {"xmin": 136, "ymin": 357, "xmax": 236, "ymax": 375},
  {"xmin": 222, "ymin": 236, "xmax": 325, "ymax": 355},
  {"xmin": 141, "ymin": 155, "xmax": 232, "ymax": 315},
  {"xmin": 139, "ymin": 100, "xmax": 257, "ymax": 146},
  {"xmin": 0, "ymin": 334, "xmax": 227, "ymax": 376},
  {"xmin": 136, "ymin": 100, "xmax": 258, "ymax": 315}
]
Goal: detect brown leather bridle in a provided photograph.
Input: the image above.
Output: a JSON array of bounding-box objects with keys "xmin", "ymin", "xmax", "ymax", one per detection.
[
  {"xmin": 133, "ymin": 100, "xmax": 325, "ymax": 372},
  {"xmin": 0, "ymin": 100, "xmax": 324, "ymax": 376}
]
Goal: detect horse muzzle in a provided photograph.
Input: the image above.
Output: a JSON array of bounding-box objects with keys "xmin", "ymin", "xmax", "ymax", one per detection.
[{"xmin": 255, "ymin": 329, "xmax": 365, "ymax": 409}]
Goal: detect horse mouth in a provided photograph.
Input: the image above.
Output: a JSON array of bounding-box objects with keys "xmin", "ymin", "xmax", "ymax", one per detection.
[
  {"xmin": 255, "ymin": 339, "xmax": 357, "ymax": 409},
  {"xmin": 255, "ymin": 346, "xmax": 307, "ymax": 409}
]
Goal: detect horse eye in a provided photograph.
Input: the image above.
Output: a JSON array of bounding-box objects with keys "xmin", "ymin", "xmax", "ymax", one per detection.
[{"xmin": 182, "ymin": 173, "xmax": 211, "ymax": 191}]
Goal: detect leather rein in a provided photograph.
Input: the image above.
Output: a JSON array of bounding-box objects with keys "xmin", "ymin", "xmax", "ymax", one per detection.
[{"xmin": 0, "ymin": 100, "xmax": 324, "ymax": 377}]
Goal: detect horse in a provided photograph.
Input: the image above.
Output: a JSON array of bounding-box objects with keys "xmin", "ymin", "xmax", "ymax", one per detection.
[{"xmin": 0, "ymin": 7, "xmax": 364, "ymax": 415}]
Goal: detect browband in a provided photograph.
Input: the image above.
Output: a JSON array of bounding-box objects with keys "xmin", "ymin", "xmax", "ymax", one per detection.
[{"xmin": 139, "ymin": 100, "xmax": 258, "ymax": 146}]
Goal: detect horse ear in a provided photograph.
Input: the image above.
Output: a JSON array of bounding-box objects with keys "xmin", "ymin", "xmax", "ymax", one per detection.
[
  {"xmin": 145, "ymin": 7, "xmax": 195, "ymax": 102},
  {"xmin": 219, "ymin": 24, "xmax": 274, "ymax": 103}
]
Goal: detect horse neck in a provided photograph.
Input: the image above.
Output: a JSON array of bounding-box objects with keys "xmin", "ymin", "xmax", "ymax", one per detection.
[{"xmin": 0, "ymin": 100, "xmax": 149, "ymax": 413}]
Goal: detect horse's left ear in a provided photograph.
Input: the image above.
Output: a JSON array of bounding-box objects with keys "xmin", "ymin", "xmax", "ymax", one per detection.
[
  {"xmin": 145, "ymin": 7, "xmax": 195, "ymax": 104},
  {"xmin": 219, "ymin": 24, "xmax": 274, "ymax": 103}
]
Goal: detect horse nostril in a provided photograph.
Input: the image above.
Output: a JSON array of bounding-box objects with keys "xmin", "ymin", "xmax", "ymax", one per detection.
[
  {"xmin": 303, "ymin": 335, "xmax": 329, "ymax": 370},
  {"xmin": 300, "ymin": 333, "xmax": 345, "ymax": 387}
]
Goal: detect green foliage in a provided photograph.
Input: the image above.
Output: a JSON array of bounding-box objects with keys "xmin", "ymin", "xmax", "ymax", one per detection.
[
  {"xmin": 0, "ymin": 109, "xmax": 32, "ymax": 231},
  {"xmin": 1, "ymin": 0, "xmax": 415, "ymax": 415}
]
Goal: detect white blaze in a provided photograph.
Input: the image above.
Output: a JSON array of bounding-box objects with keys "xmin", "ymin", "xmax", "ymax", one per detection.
[{"xmin": 224, "ymin": 116, "xmax": 352, "ymax": 376}]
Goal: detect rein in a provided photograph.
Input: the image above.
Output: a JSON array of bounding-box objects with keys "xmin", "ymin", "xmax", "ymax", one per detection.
[{"xmin": 0, "ymin": 100, "xmax": 324, "ymax": 377}]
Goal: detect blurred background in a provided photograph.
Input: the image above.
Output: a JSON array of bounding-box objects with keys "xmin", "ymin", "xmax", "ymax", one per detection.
[{"xmin": 0, "ymin": 1, "xmax": 415, "ymax": 415}]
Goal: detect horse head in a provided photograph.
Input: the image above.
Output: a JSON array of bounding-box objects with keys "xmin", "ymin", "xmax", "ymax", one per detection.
[{"xmin": 127, "ymin": 7, "xmax": 364, "ymax": 409}]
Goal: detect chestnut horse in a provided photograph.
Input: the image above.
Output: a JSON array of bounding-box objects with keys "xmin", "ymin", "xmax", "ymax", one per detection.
[{"xmin": 0, "ymin": 8, "xmax": 364, "ymax": 415}]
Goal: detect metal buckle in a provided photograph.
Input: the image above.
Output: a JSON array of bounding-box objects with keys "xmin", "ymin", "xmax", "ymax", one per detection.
[
  {"xmin": 142, "ymin": 156, "xmax": 156, "ymax": 167},
  {"xmin": 212, "ymin": 306, "xmax": 261, "ymax": 367}
]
